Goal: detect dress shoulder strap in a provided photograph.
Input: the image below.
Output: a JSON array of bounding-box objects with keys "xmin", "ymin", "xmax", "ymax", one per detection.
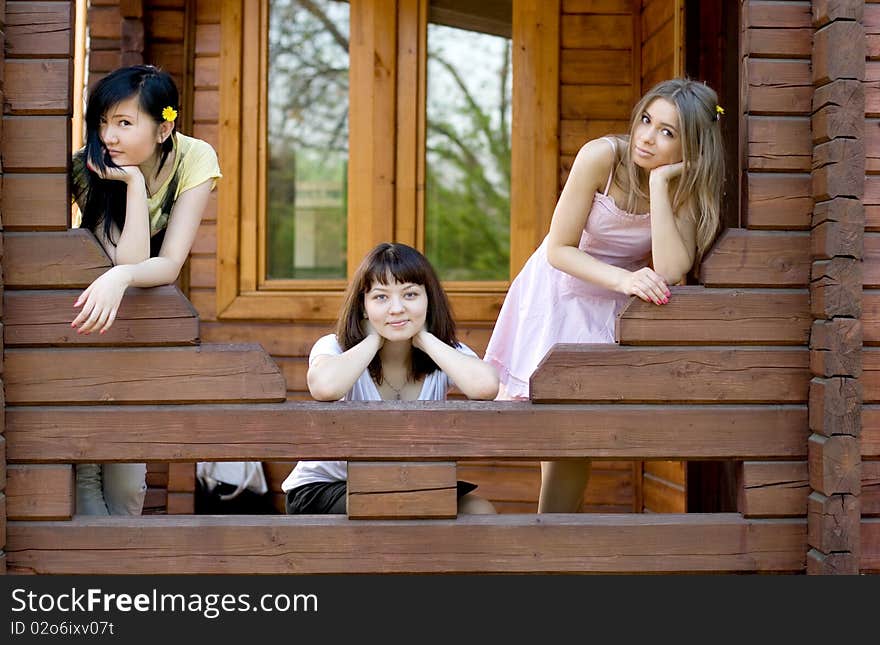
[{"xmin": 600, "ymin": 136, "xmax": 617, "ymax": 196}]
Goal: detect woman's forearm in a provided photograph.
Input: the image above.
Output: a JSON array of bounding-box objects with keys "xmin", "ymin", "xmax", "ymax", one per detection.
[
  {"xmin": 307, "ymin": 335, "xmax": 382, "ymax": 401},
  {"xmin": 648, "ymin": 178, "xmax": 693, "ymax": 283},
  {"xmin": 113, "ymin": 176, "xmax": 152, "ymax": 265},
  {"xmin": 113, "ymin": 256, "xmax": 183, "ymax": 289},
  {"xmin": 415, "ymin": 332, "xmax": 499, "ymax": 400},
  {"xmin": 546, "ymin": 244, "xmax": 630, "ymax": 294}
]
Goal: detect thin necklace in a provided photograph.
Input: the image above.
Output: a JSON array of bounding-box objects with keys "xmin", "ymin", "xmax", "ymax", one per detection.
[{"xmin": 383, "ymin": 376, "xmax": 408, "ymax": 400}]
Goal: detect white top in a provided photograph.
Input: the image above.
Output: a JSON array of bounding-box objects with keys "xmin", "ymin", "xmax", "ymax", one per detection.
[{"xmin": 281, "ymin": 333, "xmax": 477, "ymax": 491}]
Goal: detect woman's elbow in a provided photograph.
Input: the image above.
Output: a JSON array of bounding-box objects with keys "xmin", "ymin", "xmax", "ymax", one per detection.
[
  {"xmin": 306, "ymin": 374, "xmax": 342, "ymax": 402},
  {"xmin": 468, "ymin": 371, "xmax": 500, "ymax": 401}
]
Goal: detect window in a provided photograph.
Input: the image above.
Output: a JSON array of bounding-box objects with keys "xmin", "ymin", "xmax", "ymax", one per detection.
[{"xmin": 217, "ymin": 0, "xmax": 559, "ymax": 321}]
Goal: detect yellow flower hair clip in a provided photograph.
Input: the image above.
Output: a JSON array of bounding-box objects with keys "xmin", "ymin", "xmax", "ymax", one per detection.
[
  {"xmin": 714, "ymin": 104, "xmax": 724, "ymax": 121},
  {"xmin": 162, "ymin": 106, "xmax": 178, "ymax": 122}
]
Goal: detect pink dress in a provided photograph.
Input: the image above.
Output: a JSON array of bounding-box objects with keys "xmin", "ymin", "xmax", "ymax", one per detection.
[{"xmin": 485, "ymin": 144, "xmax": 653, "ymax": 399}]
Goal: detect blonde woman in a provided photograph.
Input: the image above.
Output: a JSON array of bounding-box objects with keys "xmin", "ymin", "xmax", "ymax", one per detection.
[{"xmin": 484, "ymin": 78, "xmax": 725, "ymax": 512}]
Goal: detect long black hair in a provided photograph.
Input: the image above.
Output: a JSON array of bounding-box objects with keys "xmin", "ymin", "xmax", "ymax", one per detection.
[
  {"xmin": 73, "ymin": 65, "xmax": 180, "ymax": 248},
  {"xmin": 337, "ymin": 243, "xmax": 459, "ymax": 383}
]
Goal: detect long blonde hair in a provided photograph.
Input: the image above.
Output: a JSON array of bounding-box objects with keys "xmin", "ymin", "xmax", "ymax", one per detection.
[{"xmin": 613, "ymin": 78, "xmax": 725, "ymax": 272}]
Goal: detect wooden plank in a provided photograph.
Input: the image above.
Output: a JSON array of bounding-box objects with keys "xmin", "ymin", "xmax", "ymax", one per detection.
[
  {"xmin": 166, "ymin": 492, "xmax": 194, "ymax": 514},
  {"xmin": 747, "ymin": 59, "xmax": 811, "ymax": 115},
  {"xmin": 865, "ymin": 461, "xmax": 880, "ymax": 515},
  {"xmin": 645, "ymin": 460, "xmax": 685, "ymax": 486},
  {"xmin": 4, "ymin": 344, "xmax": 287, "ymax": 404},
  {"xmin": 616, "ymin": 287, "xmax": 810, "ymax": 345},
  {"xmin": 511, "ymin": 0, "xmax": 560, "ymax": 275},
  {"xmin": 530, "ymin": 346, "xmax": 810, "ymax": 404},
  {"xmin": 747, "ymin": 28, "xmax": 811, "ymax": 59},
  {"xmin": 642, "ymin": 19, "xmax": 674, "ymax": 78},
  {"xmin": 3, "ymin": 230, "xmax": 111, "ymax": 289},
  {"xmin": 145, "ymin": 8, "xmax": 185, "ymax": 41},
  {"xmin": 866, "ymin": 352, "xmax": 880, "ymax": 405},
  {"xmin": 559, "ymin": 119, "xmax": 628, "ymax": 155},
  {"xmin": 700, "ymin": 229, "xmax": 810, "ymax": 287},
  {"xmin": 5, "ymin": 403, "xmax": 810, "ymax": 462},
  {"xmin": 738, "ymin": 461, "xmax": 808, "ymax": 517},
  {"xmin": 560, "ymin": 50, "xmax": 630, "ymax": 86},
  {"xmin": 4, "ymin": 60, "xmax": 70, "ymax": 114},
  {"xmin": 347, "ymin": 462, "xmax": 457, "ymax": 519},
  {"xmin": 0, "ymin": 174, "xmax": 69, "ymax": 230},
  {"xmin": 167, "ymin": 463, "xmax": 196, "ymax": 492},
  {"xmin": 867, "ymin": 290, "xmax": 880, "ymax": 345},
  {"xmin": 745, "ymin": 173, "xmax": 812, "ymax": 230},
  {"xmin": 560, "ymin": 84, "xmax": 633, "ymax": 119},
  {"xmin": 748, "ymin": 117, "xmax": 811, "ymax": 172},
  {"xmin": 1, "ymin": 116, "xmax": 69, "ymax": 171},
  {"xmin": 863, "ymin": 519, "xmax": 880, "ymax": 572},
  {"xmin": 641, "ymin": 0, "xmax": 673, "ymax": 39},
  {"xmin": 562, "ymin": 0, "xmax": 631, "ymax": 14},
  {"xmin": 643, "ymin": 473, "xmax": 685, "ymax": 513},
  {"xmin": 5, "ymin": 1, "xmax": 73, "ymax": 57},
  {"xmin": 864, "ymin": 234, "xmax": 880, "ymax": 287},
  {"xmin": 3, "ymin": 287, "xmax": 199, "ymax": 346},
  {"xmin": 4, "ymin": 514, "xmax": 807, "ymax": 574},
  {"xmin": 6, "ymin": 464, "xmax": 73, "ymax": 520},
  {"xmin": 561, "ymin": 14, "xmax": 631, "ymax": 49},
  {"xmin": 747, "ymin": 1, "xmax": 811, "ymax": 29}
]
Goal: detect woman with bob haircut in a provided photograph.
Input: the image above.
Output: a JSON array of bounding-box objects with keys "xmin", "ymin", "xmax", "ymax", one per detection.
[{"xmin": 282, "ymin": 242, "xmax": 499, "ymax": 515}]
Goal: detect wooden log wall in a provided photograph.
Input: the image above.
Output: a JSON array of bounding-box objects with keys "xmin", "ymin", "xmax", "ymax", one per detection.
[
  {"xmin": 0, "ymin": 1, "xmax": 6, "ymax": 575},
  {"xmin": 866, "ymin": 2, "xmax": 880, "ymax": 562},
  {"xmin": 805, "ymin": 0, "xmax": 865, "ymax": 574}
]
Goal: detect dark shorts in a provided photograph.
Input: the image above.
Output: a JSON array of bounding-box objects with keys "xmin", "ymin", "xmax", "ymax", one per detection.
[{"xmin": 285, "ymin": 480, "xmax": 478, "ymax": 515}]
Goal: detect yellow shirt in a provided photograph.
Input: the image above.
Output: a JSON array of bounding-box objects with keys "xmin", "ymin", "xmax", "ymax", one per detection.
[{"xmin": 72, "ymin": 132, "xmax": 222, "ymax": 236}]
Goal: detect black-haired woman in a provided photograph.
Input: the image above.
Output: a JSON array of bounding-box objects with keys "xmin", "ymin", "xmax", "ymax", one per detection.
[{"xmin": 70, "ymin": 65, "xmax": 221, "ymax": 515}]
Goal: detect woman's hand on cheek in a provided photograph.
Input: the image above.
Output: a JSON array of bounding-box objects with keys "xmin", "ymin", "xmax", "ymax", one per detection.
[
  {"xmin": 412, "ymin": 328, "xmax": 432, "ymax": 351},
  {"xmin": 72, "ymin": 266, "xmax": 133, "ymax": 334},
  {"xmin": 361, "ymin": 318, "xmax": 385, "ymax": 347},
  {"xmin": 649, "ymin": 161, "xmax": 684, "ymax": 187},
  {"xmin": 86, "ymin": 156, "xmax": 144, "ymax": 186}
]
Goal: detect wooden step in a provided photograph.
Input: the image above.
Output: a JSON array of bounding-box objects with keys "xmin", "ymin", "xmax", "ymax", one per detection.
[
  {"xmin": 5, "ymin": 514, "xmax": 806, "ymax": 574},
  {"xmin": 700, "ymin": 229, "xmax": 809, "ymax": 287},
  {"xmin": 3, "ymin": 286, "xmax": 199, "ymax": 346},
  {"xmin": 3, "ymin": 230, "xmax": 110, "ymax": 289},
  {"xmin": 5, "ymin": 402, "xmax": 808, "ymax": 462},
  {"xmin": 616, "ymin": 286, "xmax": 810, "ymax": 345},
  {"xmin": 531, "ymin": 345, "xmax": 810, "ymax": 403},
  {"xmin": 4, "ymin": 344, "xmax": 286, "ymax": 404}
]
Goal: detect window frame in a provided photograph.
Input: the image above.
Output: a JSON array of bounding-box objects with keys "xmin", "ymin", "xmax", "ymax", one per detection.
[{"xmin": 216, "ymin": 0, "xmax": 558, "ymax": 321}]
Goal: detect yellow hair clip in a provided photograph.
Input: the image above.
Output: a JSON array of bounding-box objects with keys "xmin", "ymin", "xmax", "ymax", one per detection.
[{"xmin": 162, "ymin": 106, "xmax": 178, "ymax": 122}]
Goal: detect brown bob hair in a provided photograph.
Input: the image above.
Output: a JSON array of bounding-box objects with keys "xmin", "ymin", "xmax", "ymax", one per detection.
[{"xmin": 337, "ymin": 243, "xmax": 458, "ymax": 383}]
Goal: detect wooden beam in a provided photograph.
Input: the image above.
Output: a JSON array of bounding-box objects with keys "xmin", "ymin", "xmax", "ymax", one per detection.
[
  {"xmin": 347, "ymin": 462, "xmax": 457, "ymax": 519},
  {"xmin": 616, "ymin": 286, "xmax": 810, "ymax": 345},
  {"xmin": 700, "ymin": 229, "xmax": 811, "ymax": 287},
  {"xmin": 530, "ymin": 345, "xmax": 810, "ymax": 403},
  {"xmin": 5, "ymin": 465, "xmax": 73, "ymax": 520},
  {"xmin": 5, "ymin": 402, "xmax": 809, "ymax": 462},
  {"xmin": 3, "ymin": 230, "xmax": 110, "ymax": 289},
  {"xmin": 5, "ymin": 514, "xmax": 806, "ymax": 574},
  {"xmin": 4, "ymin": 344, "xmax": 287, "ymax": 404},
  {"xmin": 3, "ymin": 287, "xmax": 199, "ymax": 346}
]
